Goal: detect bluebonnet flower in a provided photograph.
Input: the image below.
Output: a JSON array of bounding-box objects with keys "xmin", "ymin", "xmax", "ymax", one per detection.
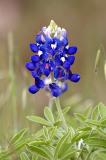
[{"xmin": 25, "ymin": 20, "xmax": 80, "ymax": 97}]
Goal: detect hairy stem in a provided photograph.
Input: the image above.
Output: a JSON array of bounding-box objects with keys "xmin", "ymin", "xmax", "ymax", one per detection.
[
  {"xmin": 48, "ymin": 96, "xmax": 54, "ymax": 109},
  {"xmin": 55, "ymin": 97, "xmax": 68, "ymax": 130}
]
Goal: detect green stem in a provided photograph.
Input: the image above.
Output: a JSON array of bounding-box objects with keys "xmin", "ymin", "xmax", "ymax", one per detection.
[
  {"xmin": 55, "ymin": 98, "xmax": 68, "ymax": 131},
  {"xmin": 8, "ymin": 32, "xmax": 14, "ymax": 80},
  {"xmin": 8, "ymin": 32, "xmax": 17, "ymax": 131},
  {"xmin": 48, "ymin": 97, "xmax": 53, "ymax": 109}
]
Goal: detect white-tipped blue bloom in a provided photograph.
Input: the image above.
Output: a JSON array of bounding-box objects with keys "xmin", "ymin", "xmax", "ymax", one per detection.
[{"xmin": 25, "ymin": 20, "xmax": 80, "ymax": 97}]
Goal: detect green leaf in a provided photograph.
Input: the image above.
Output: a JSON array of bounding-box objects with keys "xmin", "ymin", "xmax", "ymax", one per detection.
[
  {"xmin": 27, "ymin": 116, "xmax": 51, "ymax": 126},
  {"xmin": 78, "ymin": 126, "xmax": 91, "ymax": 132},
  {"xmin": 54, "ymin": 131, "xmax": 70, "ymax": 159},
  {"xmin": 32, "ymin": 155, "xmax": 38, "ymax": 160},
  {"xmin": 71, "ymin": 131, "xmax": 90, "ymax": 143},
  {"xmin": 85, "ymin": 137, "xmax": 106, "ymax": 148},
  {"xmin": 85, "ymin": 119, "xmax": 104, "ymax": 127},
  {"xmin": 54, "ymin": 120, "xmax": 62, "ymax": 127},
  {"xmin": 50, "ymin": 126, "xmax": 57, "ymax": 139},
  {"xmin": 97, "ymin": 129, "xmax": 106, "ymax": 138},
  {"xmin": 8, "ymin": 140, "xmax": 28, "ymax": 156},
  {"xmin": 84, "ymin": 105, "xmax": 93, "ymax": 119},
  {"xmin": 61, "ymin": 148, "xmax": 76, "ymax": 160},
  {"xmin": 29, "ymin": 140, "xmax": 48, "ymax": 146},
  {"xmin": 91, "ymin": 104, "xmax": 100, "ymax": 120},
  {"xmin": 74, "ymin": 113, "xmax": 86, "ymax": 122},
  {"xmin": 57, "ymin": 142, "xmax": 75, "ymax": 160},
  {"xmin": 27, "ymin": 145, "xmax": 53, "ymax": 160},
  {"xmin": 0, "ymin": 151, "xmax": 9, "ymax": 160},
  {"xmin": 20, "ymin": 152, "xmax": 30, "ymax": 160},
  {"xmin": 33, "ymin": 129, "xmax": 43, "ymax": 138},
  {"xmin": 98, "ymin": 103, "xmax": 106, "ymax": 118},
  {"xmin": 44, "ymin": 107, "xmax": 54, "ymax": 124},
  {"xmin": 10, "ymin": 128, "xmax": 28, "ymax": 144},
  {"xmin": 100, "ymin": 118, "xmax": 106, "ymax": 127},
  {"xmin": 91, "ymin": 149, "xmax": 106, "ymax": 160},
  {"xmin": 43, "ymin": 126, "xmax": 49, "ymax": 140},
  {"xmin": 63, "ymin": 106, "xmax": 72, "ymax": 114}
]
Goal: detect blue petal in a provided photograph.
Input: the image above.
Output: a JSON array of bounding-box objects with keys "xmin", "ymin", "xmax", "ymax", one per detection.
[
  {"xmin": 49, "ymin": 83, "xmax": 62, "ymax": 97},
  {"xmin": 54, "ymin": 67, "xmax": 65, "ymax": 79},
  {"xmin": 39, "ymin": 45, "xmax": 46, "ymax": 52},
  {"xmin": 68, "ymin": 46, "xmax": 77, "ymax": 55},
  {"xmin": 40, "ymin": 53, "xmax": 48, "ymax": 60},
  {"xmin": 61, "ymin": 83, "xmax": 68, "ymax": 93},
  {"xmin": 51, "ymin": 89, "xmax": 62, "ymax": 97},
  {"xmin": 54, "ymin": 55, "xmax": 63, "ymax": 66},
  {"xmin": 31, "ymin": 55, "xmax": 40, "ymax": 63},
  {"xmin": 67, "ymin": 56, "xmax": 75, "ymax": 65},
  {"xmin": 49, "ymin": 60, "xmax": 55, "ymax": 71},
  {"xmin": 44, "ymin": 69, "xmax": 50, "ymax": 76},
  {"xmin": 36, "ymin": 34, "xmax": 44, "ymax": 44},
  {"xmin": 30, "ymin": 43, "xmax": 38, "ymax": 52},
  {"xmin": 49, "ymin": 48, "xmax": 55, "ymax": 56},
  {"xmin": 45, "ymin": 36, "xmax": 53, "ymax": 44},
  {"xmin": 28, "ymin": 85, "xmax": 39, "ymax": 94},
  {"xmin": 37, "ymin": 68, "xmax": 42, "ymax": 77},
  {"xmin": 63, "ymin": 61, "xmax": 71, "ymax": 69},
  {"xmin": 32, "ymin": 68, "xmax": 42, "ymax": 78},
  {"xmin": 25, "ymin": 62, "xmax": 35, "ymax": 71},
  {"xmin": 69, "ymin": 73, "xmax": 80, "ymax": 82},
  {"xmin": 31, "ymin": 71, "xmax": 37, "ymax": 78},
  {"xmin": 53, "ymin": 38, "xmax": 62, "ymax": 48},
  {"xmin": 35, "ymin": 77, "xmax": 45, "ymax": 88},
  {"xmin": 62, "ymin": 38, "xmax": 68, "ymax": 46}
]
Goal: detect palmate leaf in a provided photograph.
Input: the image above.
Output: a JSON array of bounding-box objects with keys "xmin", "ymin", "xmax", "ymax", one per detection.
[
  {"xmin": 85, "ymin": 119, "xmax": 106, "ymax": 127},
  {"xmin": 0, "ymin": 151, "xmax": 9, "ymax": 160},
  {"xmin": 44, "ymin": 107, "xmax": 54, "ymax": 124},
  {"xmin": 57, "ymin": 142, "xmax": 76, "ymax": 160},
  {"xmin": 43, "ymin": 126, "xmax": 50, "ymax": 140},
  {"xmin": 28, "ymin": 140, "xmax": 49, "ymax": 146},
  {"xmin": 10, "ymin": 128, "xmax": 28, "ymax": 145},
  {"xmin": 54, "ymin": 120, "xmax": 62, "ymax": 127},
  {"xmin": 63, "ymin": 106, "xmax": 72, "ymax": 114},
  {"xmin": 77, "ymin": 126, "xmax": 92, "ymax": 132},
  {"xmin": 91, "ymin": 149, "xmax": 106, "ymax": 160},
  {"xmin": 85, "ymin": 137, "xmax": 106, "ymax": 148},
  {"xmin": 100, "ymin": 118, "xmax": 106, "ymax": 127},
  {"xmin": 71, "ymin": 131, "xmax": 89, "ymax": 143},
  {"xmin": 27, "ymin": 116, "xmax": 52, "ymax": 126},
  {"xmin": 54, "ymin": 131, "xmax": 71, "ymax": 159},
  {"xmin": 74, "ymin": 113, "xmax": 86, "ymax": 122},
  {"xmin": 32, "ymin": 155, "xmax": 38, "ymax": 160},
  {"xmin": 33, "ymin": 129, "xmax": 43, "ymax": 138},
  {"xmin": 27, "ymin": 145, "xmax": 53, "ymax": 160},
  {"xmin": 91, "ymin": 104, "xmax": 100, "ymax": 120},
  {"xmin": 49, "ymin": 126, "xmax": 57, "ymax": 140},
  {"xmin": 3, "ymin": 129, "xmax": 29, "ymax": 158},
  {"xmin": 60, "ymin": 148, "xmax": 76, "ymax": 160},
  {"xmin": 20, "ymin": 152, "xmax": 30, "ymax": 160},
  {"xmin": 7, "ymin": 139, "xmax": 28, "ymax": 157},
  {"xmin": 97, "ymin": 128, "xmax": 106, "ymax": 138}
]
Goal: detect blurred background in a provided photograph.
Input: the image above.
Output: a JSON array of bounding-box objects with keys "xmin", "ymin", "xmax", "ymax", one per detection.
[{"xmin": 0, "ymin": 0, "xmax": 106, "ymax": 144}]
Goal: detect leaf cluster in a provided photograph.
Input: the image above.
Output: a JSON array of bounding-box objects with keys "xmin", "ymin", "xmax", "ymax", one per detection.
[{"xmin": 1, "ymin": 103, "xmax": 106, "ymax": 160}]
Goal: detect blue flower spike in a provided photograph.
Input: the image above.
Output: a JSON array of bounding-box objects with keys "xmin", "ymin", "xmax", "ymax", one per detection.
[{"xmin": 25, "ymin": 20, "xmax": 80, "ymax": 97}]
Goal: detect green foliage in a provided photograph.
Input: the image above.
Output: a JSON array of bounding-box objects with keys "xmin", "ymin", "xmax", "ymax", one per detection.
[
  {"xmin": 1, "ymin": 102, "xmax": 106, "ymax": 159},
  {"xmin": 20, "ymin": 152, "xmax": 30, "ymax": 160}
]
